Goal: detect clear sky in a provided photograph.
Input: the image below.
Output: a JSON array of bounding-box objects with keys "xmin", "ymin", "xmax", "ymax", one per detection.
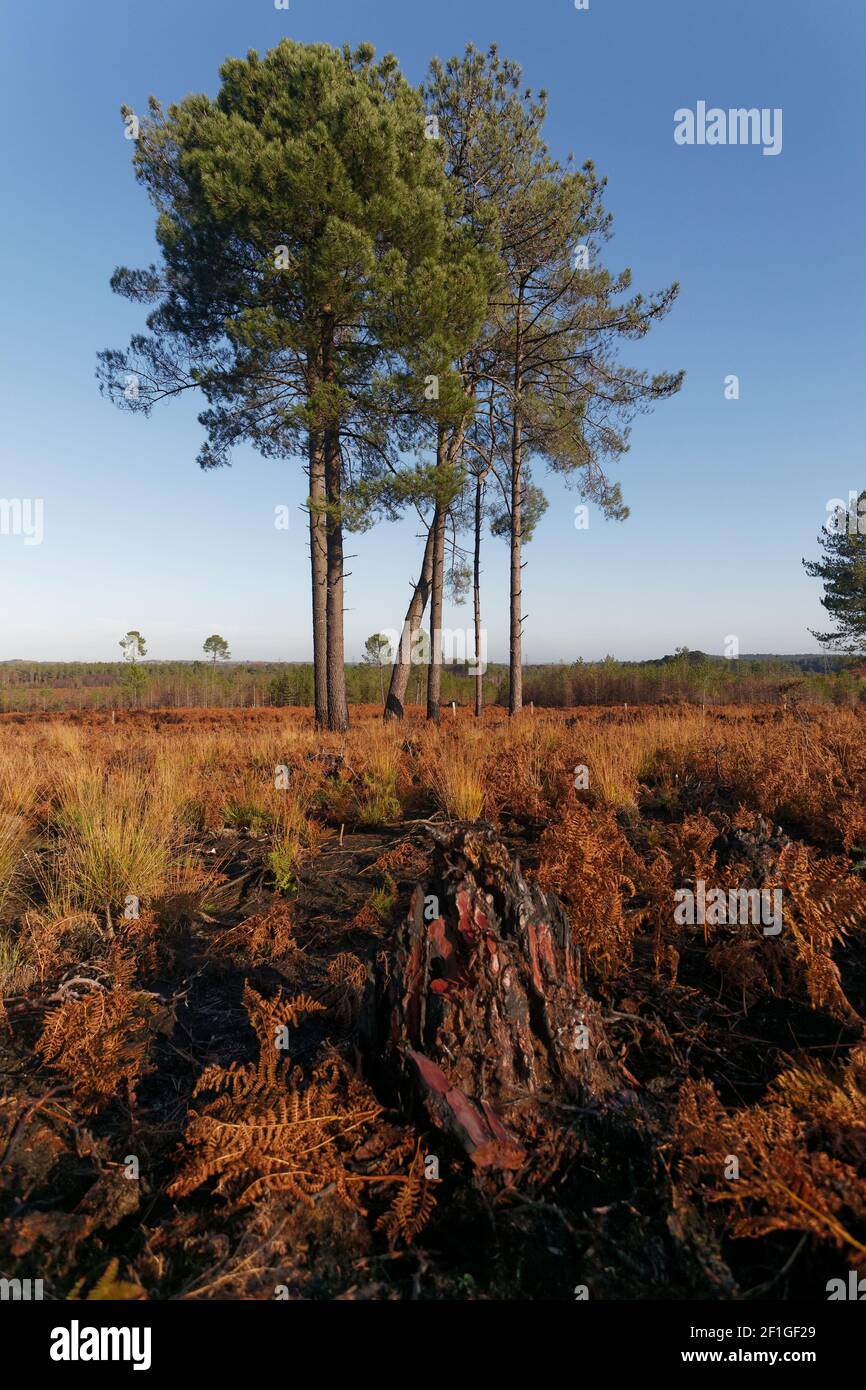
[{"xmin": 1, "ymin": 0, "xmax": 863, "ymax": 663}]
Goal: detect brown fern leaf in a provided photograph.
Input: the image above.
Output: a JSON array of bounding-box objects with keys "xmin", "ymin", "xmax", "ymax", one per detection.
[
  {"xmin": 675, "ymin": 1064, "xmax": 866, "ymax": 1262},
  {"xmin": 211, "ymin": 900, "xmax": 296, "ymax": 966},
  {"xmin": 771, "ymin": 1047, "xmax": 866, "ymax": 1165},
  {"xmin": 535, "ymin": 801, "xmax": 640, "ymax": 979},
  {"xmin": 192, "ymin": 1060, "xmax": 273, "ymax": 1101},
  {"xmin": 326, "ymin": 952, "xmax": 367, "ymax": 1027},
  {"xmin": 168, "ymin": 1001, "xmax": 383, "ymax": 1212},
  {"xmin": 328, "ymin": 952, "xmax": 367, "ymax": 989},
  {"xmin": 775, "ymin": 843, "xmax": 866, "ymax": 1021},
  {"xmin": 377, "ymin": 1142, "xmax": 437, "ymax": 1244},
  {"xmin": 362, "ymin": 840, "xmax": 428, "ymax": 880},
  {"xmin": 242, "ymin": 983, "xmax": 325, "ymax": 1047},
  {"xmin": 36, "ymin": 978, "xmax": 173, "ymax": 1111}
]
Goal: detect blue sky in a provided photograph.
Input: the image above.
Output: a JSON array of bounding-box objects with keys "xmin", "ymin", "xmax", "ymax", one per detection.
[{"xmin": 1, "ymin": 0, "xmax": 863, "ymax": 662}]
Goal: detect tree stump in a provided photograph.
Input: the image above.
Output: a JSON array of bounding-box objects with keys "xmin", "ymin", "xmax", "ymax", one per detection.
[{"xmin": 365, "ymin": 824, "xmax": 622, "ymax": 1178}]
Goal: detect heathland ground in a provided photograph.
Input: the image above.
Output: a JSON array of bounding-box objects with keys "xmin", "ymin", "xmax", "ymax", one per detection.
[{"xmin": 1, "ymin": 702, "xmax": 865, "ymax": 1299}]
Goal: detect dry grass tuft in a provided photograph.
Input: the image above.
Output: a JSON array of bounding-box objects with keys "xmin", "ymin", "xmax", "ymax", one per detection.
[{"xmin": 422, "ymin": 729, "xmax": 487, "ymax": 821}]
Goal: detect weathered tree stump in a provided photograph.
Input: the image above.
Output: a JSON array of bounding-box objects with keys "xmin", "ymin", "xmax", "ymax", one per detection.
[
  {"xmin": 358, "ymin": 823, "xmax": 741, "ymax": 1295},
  {"xmin": 364, "ymin": 824, "xmax": 622, "ymax": 1177}
]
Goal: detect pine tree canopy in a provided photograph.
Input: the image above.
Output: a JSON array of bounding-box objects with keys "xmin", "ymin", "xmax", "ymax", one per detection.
[
  {"xmin": 98, "ymin": 39, "xmax": 490, "ymax": 488},
  {"xmin": 803, "ymin": 492, "xmax": 866, "ymax": 653}
]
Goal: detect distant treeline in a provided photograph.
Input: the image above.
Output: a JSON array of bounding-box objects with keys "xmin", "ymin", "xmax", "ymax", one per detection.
[{"xmin": 0, "ymin": 652, "xmax": 861, "ymax": 713}]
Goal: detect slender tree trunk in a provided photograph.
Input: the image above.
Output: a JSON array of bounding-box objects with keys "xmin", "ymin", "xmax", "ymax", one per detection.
[
  {"xmin": 384, "ymin": 523, "xmax": 435, "ymax": 721},
  {"xmin": 308, "ymin": 431, "xmax": 329, "ymax": 730},
  {"xmin": 473, "ymin": 469, "xmax": 484, "ymax": 718},
  {"xmin": 427, "ymin": 419, "xmax": 470, "ymax": 723},
  {"xmin": 509, "ymin": 421, "xmax": 523, "ymax": 716},
  {"xmin": 426, "ymin": 501, "xmax": 446, "ymax": 722},
  {"xmin": 426, "ymin": 428, "xmax": 450, "ymax": 723},
  {"xmin": 324, "ymin": 427, "xmax": 349, "ymax": 732},
  {"xmin": 509, "ymin": 307, "xmax": 524, "ymax": 717}
]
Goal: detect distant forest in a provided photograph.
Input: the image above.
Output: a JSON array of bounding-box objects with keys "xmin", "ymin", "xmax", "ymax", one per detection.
[{"xmin": 0, "ymin": 651, "xmax": 860, "ymax": 713}]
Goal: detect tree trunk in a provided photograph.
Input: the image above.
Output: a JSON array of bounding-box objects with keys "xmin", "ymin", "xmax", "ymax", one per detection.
[
  {"xmin": 308, "ymin": 430, "xmax": 329, "ymax": 730},
  {"xmin": 324, "ymin": 427, "xmax": 349, "ymax": 732},
  {"xmin": 384, "ymin": 522, "xmax": 435, "ymax": 722},
  {"xmin": 427, "ymin": 421, "xmax": 465, "ymax": 723},
  {"xmin": 426, "ymin": 498, "xmax": 446, "ymax": 722},
  {"xmin": 473, "ymin": 469, "xmax": 484, "ymax": 719},
  {"xmin": 508, "ymin": 421, "xmax": 523, "ymax": 715},
  {"xmin": 509, "ymin": 309, "xmax": 524, "ymax": 717}
]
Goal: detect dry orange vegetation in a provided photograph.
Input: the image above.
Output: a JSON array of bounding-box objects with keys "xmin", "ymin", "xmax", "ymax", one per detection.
[{"xmin": 1, "ymin": 703, "xmax": 865, "ymax": 1298}]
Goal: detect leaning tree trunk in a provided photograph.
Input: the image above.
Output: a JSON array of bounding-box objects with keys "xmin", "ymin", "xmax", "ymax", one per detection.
[
  {"xmin": 308, "ymin": 430, "xmax": 329, "ymax": 730},
  {"xmin": 363, "ymin": 824, "xmax": 620, "ymax": 1181},
  {"xmin": 324, "ymin": 427, "xmax": 349, "ymax": 732},
  {"xmin": 384, "ymin": 522, "xmax": 435, "ymax": 722}
]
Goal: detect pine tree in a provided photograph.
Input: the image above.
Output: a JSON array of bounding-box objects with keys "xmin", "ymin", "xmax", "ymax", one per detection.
[
  {"xmin": 423, "ymin": 45, "xmax": 684, "ymax": 716},
  {"xmin": 203, "ymin": 634, "xmax": 231, "ymax": 664},
  {"xmin": 362, "ymin": 632, "xmax": 391, "ymax": 702},
  {"xmin": 380, "ymin": 46, "xmax": 532, "ymax": 722},
  {"xmin": 98, "ymin": 39, "xmax": 483, "ymax": 731},
  {"xmin": 490, "ymin": 152, "xmax": 683, "ymax": 714},
  {"xmin": 803, "ymin": 494, "xmax": 866, "ymax": 652}
]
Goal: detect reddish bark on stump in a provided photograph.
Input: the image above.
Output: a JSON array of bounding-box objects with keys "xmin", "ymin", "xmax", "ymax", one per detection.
[{"xmin": 370, "ymin": 825, "xmax": 621, "ymax": 1176}]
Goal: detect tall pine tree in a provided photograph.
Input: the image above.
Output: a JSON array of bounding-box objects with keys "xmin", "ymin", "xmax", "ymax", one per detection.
[
  {"xmin": 417, "ymin": 45, "xmax": 683, "ymax": 716},
  {"xmin": 98, "ymin": 39, "xmax": 484, "ymax": 729}
]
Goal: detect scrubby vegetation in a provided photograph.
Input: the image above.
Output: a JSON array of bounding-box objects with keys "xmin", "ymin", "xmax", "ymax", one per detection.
[
  {"xmin": 1, "ymin": 651, "xmax": 862, "ymax": 714},
  {"xmin": 1, "ymin": 702, "xmax": 865, "ymax": 1299}
]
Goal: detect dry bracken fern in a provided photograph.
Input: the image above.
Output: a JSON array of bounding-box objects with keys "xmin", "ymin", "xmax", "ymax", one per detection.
[
  {"xmin": 535, "ymin": 801, "xmax": 639, "ymax": 979},
  {"xmin": 377, "ymin": 1141, "xmax": 438, "ymax": 1243},
  {"xmin": 35, "ymin": 954, "xmax": 173, "ymax": 1111},
  {"xmin": 168, "ymin": 984, "xmax": 381, "ymax": 1210},
  {"xmin": 675, "ymin": 1048, "xmax": 866, "ymax": 1261}
]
